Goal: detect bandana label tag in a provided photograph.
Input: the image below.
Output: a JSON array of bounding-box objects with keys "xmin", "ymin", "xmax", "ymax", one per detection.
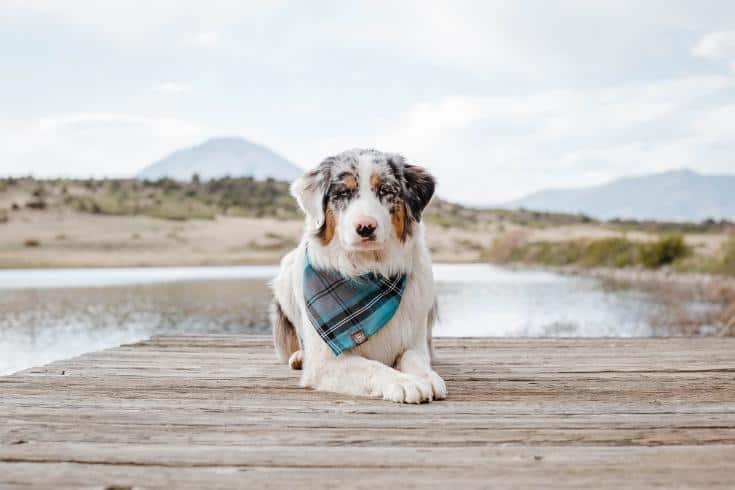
[{"xmin": 351, "ymin": 329, "xmax": 368, "ymax": 345}]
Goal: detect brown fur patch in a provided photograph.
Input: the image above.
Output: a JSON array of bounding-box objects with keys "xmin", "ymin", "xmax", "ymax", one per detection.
[
  {"xmin": 392, "ymin": 201, "xmax": 408, "ymax": 242},
  {"xmin": 370, "ymin": 173, "xmax": 382, "ymax": 191},
  {"xmin": 343, "ymin": 174, "xmax": 357, "ymax": 191},
  {"xmin": 320, "ymin": 207, "xmax": 336, "ymax": 245},
  {"xmin": 271, "ymin": 300, "xmax": 299, "ymax": 363}
]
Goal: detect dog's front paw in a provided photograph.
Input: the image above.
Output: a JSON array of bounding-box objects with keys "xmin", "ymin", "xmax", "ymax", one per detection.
[
  {"xmin": 288, "ymin": 350, "xmax": 303, "ymax": 370},
  {"xmin": 427, "ymin": 370, "xmax": 448, "ymax": 400},
  {"xmin": 381, "ymin": 374, "xmax": 433, "ymax": 404}
]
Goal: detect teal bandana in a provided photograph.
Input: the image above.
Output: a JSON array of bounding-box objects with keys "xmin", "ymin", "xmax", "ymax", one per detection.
[{"xmin": 303, "ymin": 253, "xmax": 408, "ymax": 356}]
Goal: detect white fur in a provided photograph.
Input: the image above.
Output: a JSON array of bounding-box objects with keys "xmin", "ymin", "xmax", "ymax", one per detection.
[
  {"xmin": 272, "ymin": 154, "xmax": 446, "ymax": 403},
  {"xmin": 336, "ymin": 157, "xmax": 392, "ymax": 251}
]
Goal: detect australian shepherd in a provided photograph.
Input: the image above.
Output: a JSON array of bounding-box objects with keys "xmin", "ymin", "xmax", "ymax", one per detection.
[{"xmin": 270, "ymin": 149, "xmax": 446, "ymax": 403}]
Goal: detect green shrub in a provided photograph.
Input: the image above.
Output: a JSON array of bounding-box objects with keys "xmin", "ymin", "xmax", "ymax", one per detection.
[
  {"xmin": 143, "ymin": 200, "xmax": 216, "ymax": 221},
  {"xmin": 640, "ymin": 234, "xmax": 689, "ymax": 268},
  {"xmin": 535, "ymin": 241, "xmax": 584, "ymax": 265},
  {"xmin": 86, "ymin": 195, "xmax": 133, "ymax": 215},
  {"xmin": 25, "ymin": 199, "xmax": 47, "ymax": 210},
  {"xmin": 67, "ymin": 196, "xmax": 101, "ymax": 214},
  {"xmin": 720, "ymin": 239, "xmax": 735, "ymax": 276},
  {"xmin": 491, "ymin": 234, "xmax": 691, "ymax": 270},
  {"xmin": 502, "ymin": 241, "xmax": 583, "ymax": 266},
  {"xmin": 580, "ymin": 237, "xmax": 639, "ymax": 268}
]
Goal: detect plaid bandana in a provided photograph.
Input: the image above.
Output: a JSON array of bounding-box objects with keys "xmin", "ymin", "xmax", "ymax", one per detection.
[{"xmin": 304, "ymin": 252, "xmax": 408, "ymax": 356}]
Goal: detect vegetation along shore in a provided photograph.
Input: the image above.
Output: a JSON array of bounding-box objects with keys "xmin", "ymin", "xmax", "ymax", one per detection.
[
  {"xmin": 1, "ymin": 176, "xmax": 733, "ymax": 274},
  {"xmin": 2, "ymin": 176, "xmax": 733, "ymax": 335}
]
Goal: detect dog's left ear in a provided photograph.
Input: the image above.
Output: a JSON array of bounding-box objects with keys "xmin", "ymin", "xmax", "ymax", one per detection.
[
  {"xmin": 402, "ymin": 164, "xmax": 436, "ymax": 221},
  {"xmin": 290, "ymin": 163, "xmax": 330, "ymax": 231}
]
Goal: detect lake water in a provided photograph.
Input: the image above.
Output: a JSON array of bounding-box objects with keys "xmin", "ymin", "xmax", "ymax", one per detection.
[{"xmin": 0, "ymin": 264, "xmax": 718, "ymax": 375}]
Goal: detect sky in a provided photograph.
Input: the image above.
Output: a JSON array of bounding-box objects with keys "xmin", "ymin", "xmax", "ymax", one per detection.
[{"xmin": 1, "ymin": 1, "xmax": 734, "ymax": 204}]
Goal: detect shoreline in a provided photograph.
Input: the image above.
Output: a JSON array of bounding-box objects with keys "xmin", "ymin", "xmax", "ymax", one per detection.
[
  {"xmin": 2, "ymin": 259, "xmax": 732, "ymax": 338},
  {"xmin": 3, "ymin": 255, "xmax": 735, "ymax": 284},
  {"xmin": 537, "ymin": 263, "xmax": 735, "ymax": 290},
  {"xmin": 7, "ymin": 256, "xmax": 734, "ymax": 296}
]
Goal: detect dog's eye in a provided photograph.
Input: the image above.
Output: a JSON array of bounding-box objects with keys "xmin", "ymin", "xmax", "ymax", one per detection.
[
  {"xmin": 333, "ymin": 189, "xmax": 352, "ymax": 200},
  {"xmin": 378, "ymin": 185, "xmax": 394, "ymax": 197}
]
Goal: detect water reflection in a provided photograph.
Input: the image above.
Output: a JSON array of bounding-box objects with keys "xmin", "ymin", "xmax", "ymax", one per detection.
[
  {"xmin": 0, "ymin": 280, "xmax": 272, "ymax": 375},
  {"xmin": 0, "ymin": 264, "xmax": 720, "ymax": 375},
  {"xmin": 433, "ymin": 265, "xmax": 656, "ymax": 337}
]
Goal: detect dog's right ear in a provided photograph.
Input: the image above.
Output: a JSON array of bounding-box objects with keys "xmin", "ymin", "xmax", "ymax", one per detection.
[{"xmin": 290, "ymin": 163, "xmax": 331, "ymax": 231}]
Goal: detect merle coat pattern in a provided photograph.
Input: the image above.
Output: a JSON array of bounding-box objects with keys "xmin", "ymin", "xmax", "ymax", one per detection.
[{"xmin": 271, "ymin": 149, "xmax": 446, "ymax": 403}]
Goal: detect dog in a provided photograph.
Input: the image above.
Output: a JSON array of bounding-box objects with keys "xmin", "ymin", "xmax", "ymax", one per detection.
[{"xmin": 270, "ymin": 149, "xmax": 446, "ymax": 403}]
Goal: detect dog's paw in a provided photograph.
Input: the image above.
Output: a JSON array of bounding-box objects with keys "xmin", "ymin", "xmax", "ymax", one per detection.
[
  {"xmin": 288, "ymin": 350, "xmax": 303, "ymax": 370},
  {"xmin": 381, "ymin": 374, "xmax": 433, "ymax": 404},
  {"xmin": 427, "ymin": 370, "xmax": 447, "ymax": 400}
]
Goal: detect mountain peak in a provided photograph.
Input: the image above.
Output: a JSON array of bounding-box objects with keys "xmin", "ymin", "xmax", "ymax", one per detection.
[
  {"xmin": 505, "ymin": 168, "xmax": 735, "ymax": 222},
  {"xmin": 137, "ymin": 137, "xmax": 302, "ymax": 182},
  {"xmin": 654, "ymin": 167, "xmax": 691, "ymax": 175},
  {"xmin": 657, "ymin": 168, "xmax": 699, "ymax": 178}
]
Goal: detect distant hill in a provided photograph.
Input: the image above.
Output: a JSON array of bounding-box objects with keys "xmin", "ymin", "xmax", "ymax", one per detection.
[
  {"xmin": 504, "ymin": 169, "xmax": 735, "ymax": 222},
  {"xmin": 137, "ymin": 137, "xmax": 302, "ymax": 181}
]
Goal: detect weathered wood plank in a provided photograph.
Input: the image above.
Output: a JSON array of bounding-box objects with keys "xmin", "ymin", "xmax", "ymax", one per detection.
[
  {"xmin": 1, "ymin": 447, "xmax": 733, "ymax": 489},
  {"xmin": 1, "ymin": 336, "xmax": 734, "ymax": 489}
]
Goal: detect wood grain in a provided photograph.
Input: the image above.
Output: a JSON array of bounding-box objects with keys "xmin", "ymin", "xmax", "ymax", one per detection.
[{"xmin": 1, "ymin": 336, "xmax": 734, "ymax": 489}]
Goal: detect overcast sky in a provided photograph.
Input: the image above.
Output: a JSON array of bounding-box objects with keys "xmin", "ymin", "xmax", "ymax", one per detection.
[{"xmin": 1, "ymin": 1, "xmax": 734, "ymax": 203}]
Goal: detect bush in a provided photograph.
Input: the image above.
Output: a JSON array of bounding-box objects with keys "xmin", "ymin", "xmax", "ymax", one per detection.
[
  {"xmin": 490, "ymin": 233, "xmax": 691, "ymax": 270},
  {"xmin": 32, "ymin": 185, "xmax": 46, "ymax": 198},
  {"xmin": 25, "ymin": 199, "xmax": 47, "ymax": 210},
  {"xmin": 580, "ymin": 237, "xmax": 639, "ymax": 268},
  {"xmin": 143, "ymin": 199, "xmax": 216, "ymax": 221},
  {"xmin": 720, "ymin": 239, "xmax": 735, "ymax": 276},
  {"xmin": 23, "ymin": 239, "xmax": 41, "ymax": 247},
  {"xmin": 532, "ymin": 241, "xmax": 584, "ymax": 265},
  {"xmin": 1, "ymin": 177, "xmax": 17, "ymax": 187},
  {"xmin": 640, "ymin": 234, "xmax": 689, "ymax": 268}
]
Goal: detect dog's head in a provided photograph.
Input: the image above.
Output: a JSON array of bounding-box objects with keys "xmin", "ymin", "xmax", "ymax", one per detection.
[{"xmin": 291, "ymin": 149, "xmax": 435, "ymax": 252}]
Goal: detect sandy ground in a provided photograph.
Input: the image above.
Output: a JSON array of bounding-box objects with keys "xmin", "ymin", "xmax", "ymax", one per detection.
[
  {"xmin": 0, "ymin": 208, "xmax": 497, "ymax": 267},
  {"xmin": 0, "ymin": 209, "xmax": 302, "ymax": 268},
  {"xmin": 0, "ymin": 208, "xmax": 729, "ymax": 268}
]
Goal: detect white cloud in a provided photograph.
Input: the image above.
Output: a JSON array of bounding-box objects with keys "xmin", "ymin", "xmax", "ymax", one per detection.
[
  {"xmin": 8, "ymin": 2, "xmax": 735, "ymax": 73},
  {"xmin": 379, "ymin": 75, "xmax": 735, "ymax": 203},
  {"xmin": 0, "ymin": 114, "xmax": 210, "ymax": 178},
  {"xmin": 693, "ymin": 31, "xmax": 735, "ymax": 61},
  {"xmin": 193, "ymin": 31, "xmax": 219, "ymax": 48},
  {"xmin": 153, "ymin": 82, "xmax": 193, "ymax": 94},
  {"xmin": 3, "ymin": 1, "xmax": 735, "ymax": 203},
  {"xmin": 320, "ymin": 1, "xmax": 735, "ymax": 76}
]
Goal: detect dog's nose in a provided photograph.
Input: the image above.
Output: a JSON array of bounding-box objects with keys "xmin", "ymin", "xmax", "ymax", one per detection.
[{"xmin": 354, "ymin": 216, "xmax": 378, "ymax": 238}]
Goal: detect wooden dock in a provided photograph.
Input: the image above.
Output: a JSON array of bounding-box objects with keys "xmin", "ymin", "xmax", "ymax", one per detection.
[{"xmin": 1, "ymin": 336, "xmax": 734, "ymax": 489}]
